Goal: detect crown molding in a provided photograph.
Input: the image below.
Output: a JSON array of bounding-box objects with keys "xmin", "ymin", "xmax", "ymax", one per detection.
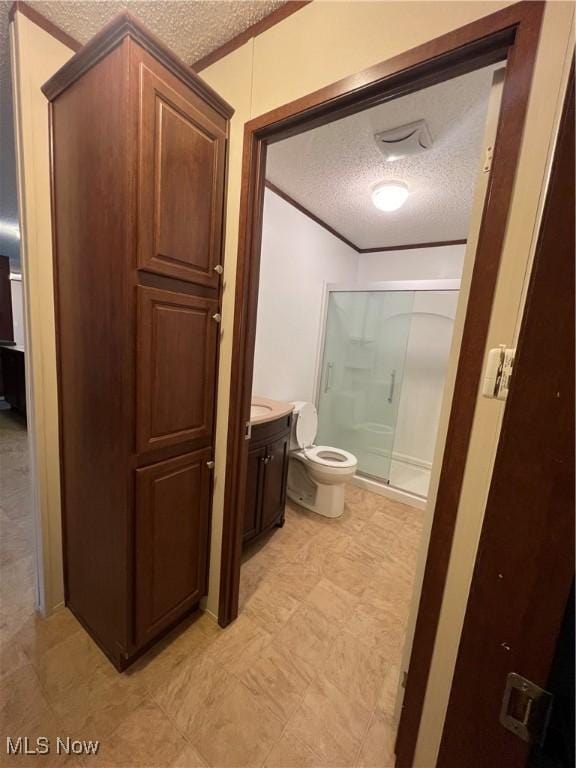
[
  {"xmin": 192, "ymin": 1, "xmax": 312, "ymax": 72},
  {"xmin": 9, "ymin": 1, "xmax": 82, "ymax": 51},
  {"xmin": 358, "ymin": 239, "xmax": 467, "ymax": 253},
  {"xmin": 265, "ymin": 180, "xmax": 359, "ymax": 251},
  {"xmin": 41, "ymin": 11, "xmax": 234, "ymax": 120},
  {"xmin": 265, "ymin": 181, "xmax": 467, "ymax": 254}
]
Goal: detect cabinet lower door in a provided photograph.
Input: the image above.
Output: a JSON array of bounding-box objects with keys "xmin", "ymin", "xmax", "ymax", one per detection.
[
  {"xmin": 261, "ymin": 435, "xmax": 289, "ymax": 530},
  {"xmin": 243, "ymin": 446, "xmax": 265, "ymax": 542},
  {"xmin": 135, "ymin": 448, "xmax": 211, "ymax": 646}
]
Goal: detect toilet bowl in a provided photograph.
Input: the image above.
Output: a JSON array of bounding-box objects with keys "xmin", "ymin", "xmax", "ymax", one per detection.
[{"xmin": 287, "ymin": 402, "xmax": 357, "ymax": 518}]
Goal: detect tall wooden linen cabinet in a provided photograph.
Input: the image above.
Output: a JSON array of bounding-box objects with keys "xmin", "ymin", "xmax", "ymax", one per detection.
[{"xmin": 43, "ymin": 14, "xmax": 233, "ymax": 670}]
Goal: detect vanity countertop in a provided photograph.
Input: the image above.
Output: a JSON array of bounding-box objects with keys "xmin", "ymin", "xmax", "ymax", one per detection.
[{"xmin": 250, "ymin": 396, "xmax": 294, "ymax": 426}]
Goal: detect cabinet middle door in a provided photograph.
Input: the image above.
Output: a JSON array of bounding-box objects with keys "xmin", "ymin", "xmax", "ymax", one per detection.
[
  {"xmin": 134, "ymin": 448, "xmax": 211, "ymax": 645},
  {"xmin": 137, "ymin": 64, "xmax": 226, "ymax": 288},
  {"xmin": 137, "ymin": 286, "xmax": 218, "ymax": 453}
]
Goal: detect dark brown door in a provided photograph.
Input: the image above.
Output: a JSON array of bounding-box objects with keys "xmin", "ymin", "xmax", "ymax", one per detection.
[
  {"xmin": 137, "ymin": 62, "xmax": 226, "ymax": 288},
  {"xmin": 136, "ymin": 286, "xmax": 218, "ymax": 453},
  {"xmin": 0, "ymin": 255, "xmax": 13, "ymax": 343},
  {"xmin": 243, "ymin": 446, "xmax": 265, "ymax": 542},
  {"xmin": 261, "ymin": 434, "xmax": 289, "ymax": 530},
  {"xmin": 437, "ymin": 68, "xmax": 574, "ymax": 767},
  {"xmin": 135, "ymin": 447, "xmax": 212, "ymax": 644}
]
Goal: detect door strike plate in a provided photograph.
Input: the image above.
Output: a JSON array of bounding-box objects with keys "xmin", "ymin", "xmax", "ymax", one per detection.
[{"xmin": 499, "ymin": 672, "xmax": 553, "ymax": 745}]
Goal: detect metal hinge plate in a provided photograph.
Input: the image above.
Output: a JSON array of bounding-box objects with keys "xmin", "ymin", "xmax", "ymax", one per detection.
[
  {"xmin": 483, "ymin": 144, "xmax": 494, "ymax": 173},
  {"xmin": 499, "ymin": 672, "xmax": 553, "ymax": 745}
]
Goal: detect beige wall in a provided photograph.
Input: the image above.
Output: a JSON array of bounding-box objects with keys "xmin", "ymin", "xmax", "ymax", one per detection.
[
  {"xmin": 10, "ymin": 12, "xmax": 75, "ymax": 613},
  {"xmin": 200, "ymin": 0, "xmax": 575, "ymax": 762},
  {"xmin": 204, "ymin": 40, "xmax": 255, "ymax": 616}
]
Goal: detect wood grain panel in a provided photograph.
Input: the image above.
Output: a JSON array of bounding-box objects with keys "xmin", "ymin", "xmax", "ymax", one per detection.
[
  {"xmin": 48, "ymin": 41, "xmax": 134, "ymax": 660},
  {"xmin": 137, "ymin": 62, "xmax": 226, "ymax": 287},
  {"xmin": 137, "ymin": 285, "xmax": 218, "ymax": 453},
  {"xmin": 135, "ymin": 448, "xmax": 212, "ymax": 644}
]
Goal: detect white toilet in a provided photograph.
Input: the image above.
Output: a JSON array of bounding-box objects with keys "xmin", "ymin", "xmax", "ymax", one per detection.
[{"xmin": 287, "ymin": 401, "xmax": 357, "ymax": 518}]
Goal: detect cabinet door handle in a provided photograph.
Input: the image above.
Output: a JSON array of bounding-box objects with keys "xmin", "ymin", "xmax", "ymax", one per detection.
[
  {"xmin": 206, "ymin": 460, "xmax": 215, "ymax": 469},
  {"xmin": 213, "ymin": 264, "xmax": 224, "ymax": 274},
  {"xmin": 262, "ymin": 456, "xmax": 271, "ymax": 464},
  {"xmin": 212, "ymin": 313, "xmax": 222, "ymax": 323}
]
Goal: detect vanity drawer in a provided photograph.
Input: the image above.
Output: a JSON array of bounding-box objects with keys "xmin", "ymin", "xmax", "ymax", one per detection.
[{"xmin": 250, "ymin": 413, "xmax": 292, "ymax": 448}]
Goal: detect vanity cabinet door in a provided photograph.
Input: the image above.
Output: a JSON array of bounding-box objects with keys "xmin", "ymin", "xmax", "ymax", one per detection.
[
  {"xmin": 134, "ymin": 448, "xmax": 211, "ymax": 645},
  {"xmin": 243, "ymin": 446, "xmax": 265, "ymax": 543},
  {"xmin": 137, "ymin": 62, "xmax": 226, "ymax": 288},
  {"xmin": 261, "ymin": 434, "xmax": 289, "ymax": 531}
]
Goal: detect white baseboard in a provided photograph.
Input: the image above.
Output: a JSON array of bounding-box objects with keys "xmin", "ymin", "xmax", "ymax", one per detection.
[
  {"xmin": 391, "ymin": 452, "xmax": 433, "ymax": 471},
  {"xmin": 352, "ymin": 474, "xmax": 427, "ymax": 510}
]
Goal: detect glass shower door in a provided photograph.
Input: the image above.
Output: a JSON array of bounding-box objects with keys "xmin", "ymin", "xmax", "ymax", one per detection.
[{"xmin": 316, "ymin": 290, "xmax": 415, "ymax": 484}]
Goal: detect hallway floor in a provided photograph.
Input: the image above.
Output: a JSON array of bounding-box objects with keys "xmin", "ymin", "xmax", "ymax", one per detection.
[
  {"xmin": 0, "ymin": 409, "xmax": 36, "ymax": 648},
  {"xmin": 1, "ymin": 446, "xmax": 423, "ymax": 767}
]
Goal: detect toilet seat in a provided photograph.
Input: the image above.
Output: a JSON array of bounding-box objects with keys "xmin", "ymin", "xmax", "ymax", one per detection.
[{"xmin": 304, "ymin": 445, "xmax": 357, "ymax": 469}]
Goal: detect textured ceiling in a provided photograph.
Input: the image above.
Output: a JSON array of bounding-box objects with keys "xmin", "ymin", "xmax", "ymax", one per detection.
[
  {"xmin": 25, "ymin": 0, "xmax": 287, "ymax": 62},
  {"xmin": 266, "ymin": 66, "xmax": 500, "ymax": 250},
  {"xmin": 0, "ymin": 0, "xmax": 288, "ymax": 269}
]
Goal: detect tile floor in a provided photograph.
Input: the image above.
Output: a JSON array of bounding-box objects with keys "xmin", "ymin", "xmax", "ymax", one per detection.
[{"xmin": 0, "ymin": 410, "xmax": 424, "ymax": 767}]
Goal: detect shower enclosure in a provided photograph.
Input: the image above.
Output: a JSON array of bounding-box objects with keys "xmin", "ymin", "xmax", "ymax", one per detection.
[{"xmin": 316, "ymin": 280, "xmax": 460, "ymax": 498}]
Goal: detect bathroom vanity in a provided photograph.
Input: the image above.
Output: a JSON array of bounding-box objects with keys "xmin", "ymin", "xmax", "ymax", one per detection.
[{"xmin": 243, "ymin": 398, "xmax": 293, "ymax": 545}]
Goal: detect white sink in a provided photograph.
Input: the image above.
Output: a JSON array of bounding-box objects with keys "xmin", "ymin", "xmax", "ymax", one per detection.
[
  {"xmin": 250, "ymin": 404, "xmax": 273, "ymax": 419},
  {"xmin": 250, "ymin": 397, "xmax": 294, "ymax": 426}
]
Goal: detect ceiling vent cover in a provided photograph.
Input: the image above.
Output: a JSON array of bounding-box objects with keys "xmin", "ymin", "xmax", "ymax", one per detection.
[{"xmin": 374, "ymin": 119, "xmax": 433, "ymax": 162}]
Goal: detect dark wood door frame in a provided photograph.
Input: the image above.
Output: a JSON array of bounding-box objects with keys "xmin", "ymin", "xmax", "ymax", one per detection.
[
  {"xmin": 219, "ymin": 3, "xmax": 544, "ymax": 765},
  {"xmin": 438, "ymin": 61, "xmax": 575, "ymax": 767}
]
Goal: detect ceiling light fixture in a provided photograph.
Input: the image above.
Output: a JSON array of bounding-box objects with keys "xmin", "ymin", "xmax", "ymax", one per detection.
[{"xmin": 371, "ymin": 182, "xmax": 409, "ymax": 212}]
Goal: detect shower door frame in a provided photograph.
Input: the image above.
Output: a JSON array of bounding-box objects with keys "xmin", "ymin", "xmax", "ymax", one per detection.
[
  {"xmin": 313, "ymin": 280, "xmax": 461, "ymax": 491},
  {"xmin": 218, "ymin": 4, "xmax": 545, "ymax": 766}
]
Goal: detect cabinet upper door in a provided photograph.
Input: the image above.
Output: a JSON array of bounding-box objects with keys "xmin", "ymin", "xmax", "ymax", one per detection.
[
  {"xmin": 134, "ymin": 448, "xmax": 211, "ymax": 645},
  {"xmin": 137, "ymin": 285, "xmax": 218, "ymax": 453},
  {"xmin": 137, "ymin": 62, "xmax": 226, "ymax": 287}
]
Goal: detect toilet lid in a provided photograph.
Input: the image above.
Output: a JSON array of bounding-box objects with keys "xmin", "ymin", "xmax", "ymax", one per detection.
[{"xmin": 295, "ymin": 402, "xmax": 318, "ymax": 448}]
